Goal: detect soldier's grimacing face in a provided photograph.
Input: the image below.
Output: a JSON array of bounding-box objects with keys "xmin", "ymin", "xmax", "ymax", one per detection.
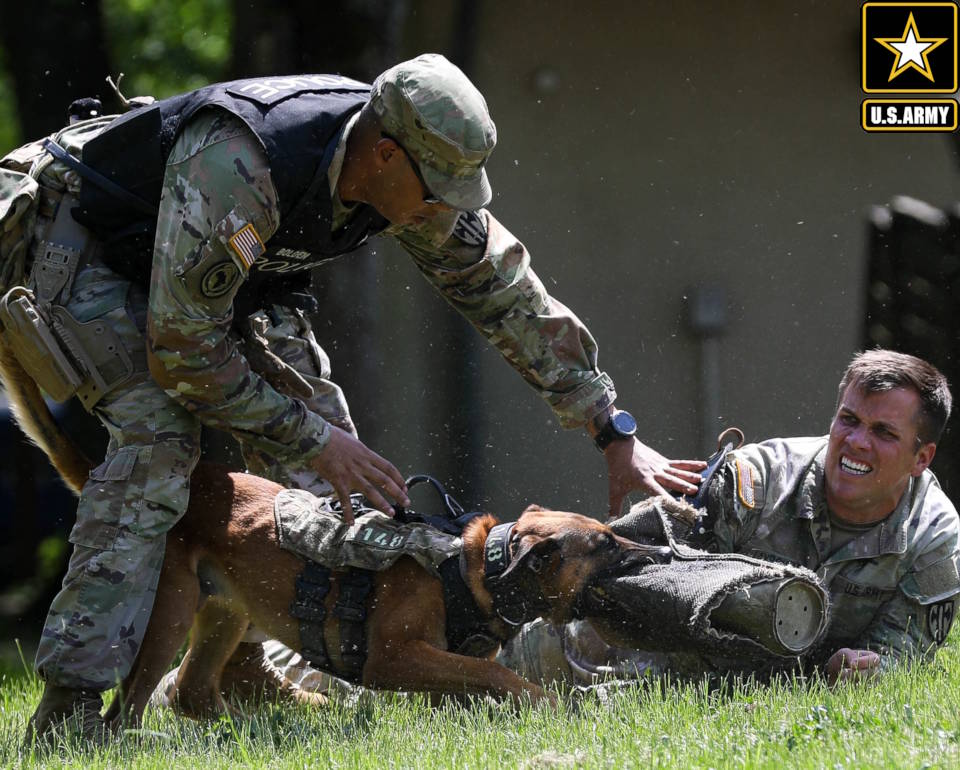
[{"xmin": 824, "ymin": 384, "xmax": 935, "ymax": 523}]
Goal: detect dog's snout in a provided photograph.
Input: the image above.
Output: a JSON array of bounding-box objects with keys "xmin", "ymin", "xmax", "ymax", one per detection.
[{"xmin": 619, "ymin": 544, "xmax": 671, "ymax": 568}]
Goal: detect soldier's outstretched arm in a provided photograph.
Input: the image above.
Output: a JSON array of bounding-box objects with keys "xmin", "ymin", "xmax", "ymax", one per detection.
[
  {"xmin": 840, "ymin": 591, "xmax": 952, "ymax": 676},
  {"xmin": 584, "ymin": 408, "xmax": 704, "ymax": 515},
  {"xmin": 392, "ymin": 209, "xmax": 700, "ymax": 497},
  {"xmin": 147, "ymin": 110, "xmax": 406, "ymax": 517}
]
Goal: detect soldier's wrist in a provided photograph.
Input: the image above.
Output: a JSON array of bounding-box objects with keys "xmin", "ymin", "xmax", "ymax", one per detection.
[
  {"xmin": 586, "ymin": 407, "xmax": 614, "ymax": 439},
  {"xmin": 294, "ymin": 414, "xmax": 333, "ymax": 467},
  {"xmin": 590, "ymin": 409, "xmax": 638, "ymax": 452}
]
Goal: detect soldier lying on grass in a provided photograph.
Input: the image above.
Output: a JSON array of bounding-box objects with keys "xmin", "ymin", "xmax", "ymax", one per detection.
[{"xmin": 500, "ymin": 349, "xmax": 960, "ymax": 686}]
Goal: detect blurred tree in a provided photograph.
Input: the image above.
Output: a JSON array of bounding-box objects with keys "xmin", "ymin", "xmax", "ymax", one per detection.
[
  {"xmin": 101, "ymin": 0, "xmax": 232, "ymax": 99},
  {"xmin": 229, "ymin": 0, "xmax": 408, "ymax": 79},
  {"xmin": 0, "ymin": 48, "xmax": 22, "ymax": 153},
  {"xmin": 0, "ymin": 0, "xmax": 112, "ymax": 138}
]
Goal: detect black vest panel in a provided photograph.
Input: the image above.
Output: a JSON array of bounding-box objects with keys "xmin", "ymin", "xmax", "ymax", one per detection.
[{"xmin": 74, "ymin": 75, "xmax": 389, "ymax": 288}]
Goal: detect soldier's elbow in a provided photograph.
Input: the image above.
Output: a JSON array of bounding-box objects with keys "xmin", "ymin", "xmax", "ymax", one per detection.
[{"xmin": 147, "ymin": 348, "xmax": 178, "ymax": 391}]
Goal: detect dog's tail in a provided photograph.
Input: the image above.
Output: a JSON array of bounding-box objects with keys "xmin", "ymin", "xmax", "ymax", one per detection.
[{"xmin": 0, "ymin": 340, "xmax": 92, "ymax": 494}]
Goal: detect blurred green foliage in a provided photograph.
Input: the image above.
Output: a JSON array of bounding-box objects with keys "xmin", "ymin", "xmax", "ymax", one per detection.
[
  {"xmin": 0, "ymin": 48, "xmax": 22, "ymax": 152},
  {"xmin": 100, "ymin": 0, "xmax": 232, "ymax": 100},
  {"xmin": 0, "ymin": 1, "xmax": 232, "ymax": 153}
]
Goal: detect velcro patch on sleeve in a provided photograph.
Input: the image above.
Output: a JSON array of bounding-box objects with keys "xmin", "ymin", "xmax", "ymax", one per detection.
[
  {"xmin": 928, "ymin": 599, "xmax": 956, "ymax": 644},
  {"xmin": 735, "ymin": 458, "xmax": 758, "ymax": 509},
  {"xmin": 913, "ymin": 556, "xmax": 960, "ymax": 599},
  {"xmin": 452, "ymin": 210, "xmax": 487, "ymax": 248},
  {"xmin": 228, "ymin": 223, "xmax": 265, "ymax": 270}
]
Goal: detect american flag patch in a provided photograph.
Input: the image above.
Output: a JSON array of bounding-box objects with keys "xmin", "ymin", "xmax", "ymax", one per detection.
[{"xmin": 228, "ymin": 224, "xmax": 265, "ymax": 270}]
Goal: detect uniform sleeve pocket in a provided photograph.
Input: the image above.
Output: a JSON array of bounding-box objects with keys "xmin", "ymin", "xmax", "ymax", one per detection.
[
  {"xmin": 141, "ymin": 442, "xmax": 193, "ymax": 513},
  {"xmin": 68, "ymin": 518, "xmax": 120, "ymax": 550},
  {"xmin": 89, "ymin": 446, "xmax": 138, "ymax": 482}
]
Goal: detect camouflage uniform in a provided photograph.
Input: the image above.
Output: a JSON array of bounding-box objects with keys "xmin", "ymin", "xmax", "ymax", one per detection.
[
  {"xmin": 498, "ymin": 436, "xmax": 960, "ymax": 683},
  {"xmin": 27, "ymin": 68, "xmax": 615, "ymax": 690}
]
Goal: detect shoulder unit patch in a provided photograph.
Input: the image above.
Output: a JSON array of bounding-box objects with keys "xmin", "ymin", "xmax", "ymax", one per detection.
[
  {"xmin": 452, "ymin": 210, "xmax": 487, "ymax": 248},
  {"xmin": 201, "ymin": 261, "xmax": 241, "ymax": 298},
  {"xmin": 228, "ymin": 223, "xmax": 265, "ymax": 270},
  {"xmin": 928, "ymin": 599, "xmax": 956, "ymax": 645}
]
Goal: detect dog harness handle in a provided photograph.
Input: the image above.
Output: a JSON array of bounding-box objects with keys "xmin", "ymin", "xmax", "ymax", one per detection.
[{"xmin": 393, "ymin": 474, "xmax": 483, "ymax": 535}]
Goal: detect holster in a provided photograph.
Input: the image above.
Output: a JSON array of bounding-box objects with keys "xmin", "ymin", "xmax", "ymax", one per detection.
[
  {"xmin": 0, "ymin": 286, "xmax": 84, "ymax": 402},
  {"xmin": 0, "ymin": 286, "xmax": 134, "ymax": 408}
]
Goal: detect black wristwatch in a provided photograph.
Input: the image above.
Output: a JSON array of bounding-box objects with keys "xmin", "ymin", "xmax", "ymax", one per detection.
[{"xmin": 593, "ymin": 410, "xmax": 637, "ymax": 452}]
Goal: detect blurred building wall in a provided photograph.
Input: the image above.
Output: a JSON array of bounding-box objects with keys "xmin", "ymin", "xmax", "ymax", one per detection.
[
  {"xmin": 5, "ymin": 2, "xmax": 958, "ymax": 525},
  {"xmin": 327, "ymin": 1, "xmax": 960, "ymax": 517}
]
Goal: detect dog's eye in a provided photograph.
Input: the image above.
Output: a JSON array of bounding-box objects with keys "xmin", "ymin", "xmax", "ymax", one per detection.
[{"xmin": 527, "ymin": 554, "xmax": 543, "ymax": 573}]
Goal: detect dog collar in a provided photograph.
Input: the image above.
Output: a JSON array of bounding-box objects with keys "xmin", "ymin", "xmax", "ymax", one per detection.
[
  {"xmin": 484, "ymin": 522, "xmax": 515, "ymax": 580},
  {"xmin": 483, "ymin": 522, "xmax": 550, "ymax": 627}
]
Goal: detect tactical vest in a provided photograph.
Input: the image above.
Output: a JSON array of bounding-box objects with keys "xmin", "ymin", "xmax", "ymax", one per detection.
[{"xmin": 72, "ymin": 75, "xmax": 389, "ymax": 294}]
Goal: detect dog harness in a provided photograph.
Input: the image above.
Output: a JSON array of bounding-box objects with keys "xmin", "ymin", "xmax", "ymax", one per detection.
[
  {"xmin": 287, "ymin": 478, "xmax": 556, "ymax": 682},
  {"xmin": 290, "ymin": 561, "xmax": 374, "ymax": 684},
  {"xmin": 289, "ymin": 538, "xmax": 522, "ymax": 682}
]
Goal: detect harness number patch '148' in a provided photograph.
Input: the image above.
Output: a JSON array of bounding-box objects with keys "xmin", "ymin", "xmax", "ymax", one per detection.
[{"xmin": 353, "ymin": 523, "xmax": 409, "ymax": 550}]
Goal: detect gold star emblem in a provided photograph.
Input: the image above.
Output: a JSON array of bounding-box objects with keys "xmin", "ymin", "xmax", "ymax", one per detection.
[{"xmin": 874, "ymin": 12, "xmax": 948, "ymax": 82}]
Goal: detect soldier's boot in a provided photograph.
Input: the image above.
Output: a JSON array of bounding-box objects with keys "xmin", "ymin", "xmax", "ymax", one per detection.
[{"xmin": 24, "ymin": 683, "xmax": 108, "ymax": 747}]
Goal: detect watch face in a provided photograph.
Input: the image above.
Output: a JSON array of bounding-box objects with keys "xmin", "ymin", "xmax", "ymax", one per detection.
[{"xmin": 612, "ymin": 411, "xmax": 637, "ymax": 436}]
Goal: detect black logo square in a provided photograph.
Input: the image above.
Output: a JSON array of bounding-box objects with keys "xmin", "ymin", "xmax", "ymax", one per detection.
[{"xmin": 862, "ymin": 2, "xmax": 958, "ymax": 93}]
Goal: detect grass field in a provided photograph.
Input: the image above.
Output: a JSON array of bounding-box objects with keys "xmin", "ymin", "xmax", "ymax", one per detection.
[{"xmin": 2, "ymin": 635, "xmax": 959, "ymax": 769}]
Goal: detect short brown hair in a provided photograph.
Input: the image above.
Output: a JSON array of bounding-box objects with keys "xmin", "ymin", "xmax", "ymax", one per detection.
[{"xmin": 837, "ymin": 349, "xmax": 952, "ymax": 444}]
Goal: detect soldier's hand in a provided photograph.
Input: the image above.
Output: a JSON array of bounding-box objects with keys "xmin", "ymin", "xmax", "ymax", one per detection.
[
  {"xmin": 605, "ymin": 438, "xmax": 706, "ymax": 518},
  {"xmin": 825, "ymin": 647, "xmax": 881, "ymax": 685},
  {"xmin": 310, "ymin": 426, "xmax": 410, "ymax": 523}
]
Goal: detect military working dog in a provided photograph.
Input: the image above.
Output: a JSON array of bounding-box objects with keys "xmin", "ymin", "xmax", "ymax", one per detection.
[{"xmin": 0, "ymin": 340, "xmax": 649, "ymax": 728}]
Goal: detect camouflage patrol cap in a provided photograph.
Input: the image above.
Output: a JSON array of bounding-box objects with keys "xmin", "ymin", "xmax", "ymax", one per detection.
[{"xmin": 370, "ymin": 53, "xmax": 496, "ymax": 210}]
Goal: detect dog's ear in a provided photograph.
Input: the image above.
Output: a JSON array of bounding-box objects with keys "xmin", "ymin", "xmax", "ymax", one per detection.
[
  {"xmin": 522, "ymin": 503, "xmax": 547, "ymax": 513},
  {"xmin": 499, "ymin": 535, "xmax": 560, "ymax": 580}
]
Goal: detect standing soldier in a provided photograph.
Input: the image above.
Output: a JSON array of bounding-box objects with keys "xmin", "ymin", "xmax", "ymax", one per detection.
[{"xmin": 0, "ymin": 54, "xmax": 704, "ymax": 741}]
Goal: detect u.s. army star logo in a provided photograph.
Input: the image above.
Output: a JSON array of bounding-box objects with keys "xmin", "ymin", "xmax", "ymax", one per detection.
[
  {"xmin": 201, "ymin": 261, "xmax": 240, "ymax": 298},
  {"xmin": 862, "ymin": 3, "xmax": 958, "ymax": 93},
  {"xmin": 928, "ymin": 599, "xmax": 955, "ymax": 644}
]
